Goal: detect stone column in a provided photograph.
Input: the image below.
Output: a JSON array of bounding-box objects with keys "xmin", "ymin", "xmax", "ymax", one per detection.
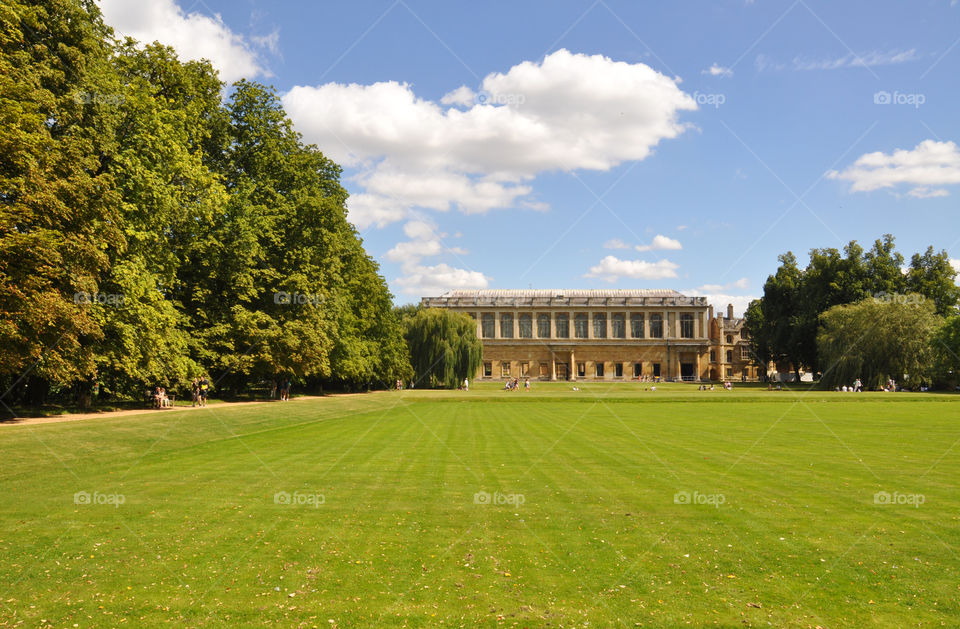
[
  {"xmin": 570, "ymin": 349, "xmax": 576, "ymax": 381},
  {"xmin": 551, "ymin": 353, "xmax": 557, "ymax": 381},
  {"xmin": 494, "ymin": 311, "xmax": 501, "ymax": 339}
]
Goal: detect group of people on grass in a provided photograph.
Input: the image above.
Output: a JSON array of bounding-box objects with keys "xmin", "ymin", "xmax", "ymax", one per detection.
[
  {"xmin": 190, "ymin": 377, "xmax": 210, "ymax": 407},
  {"xmin": 151, "ymin": 386, "xmax": 172, "ymax": 408},
  {"xmin": 270, "ymin": 378, "xmax": 292, "ymax": 401},
  {"xmin": 503, "ymin": 377, "xmax": 530, "ymax": 391}
]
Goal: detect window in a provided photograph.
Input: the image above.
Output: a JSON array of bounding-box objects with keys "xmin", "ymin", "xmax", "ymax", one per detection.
[
  {"xmin": 652, "ymin": 363, "xmax": 661, "ymax": 377},
  {"xmin": 595, "ymin": 362, "xmax": 605, "ymax": 377},
  {"xmin": 482, "ymin": 314, "xmax": 495, "ymax": 338},
  {"xmin": 537, "ymin": 314, "xmax": 551, "ymax": 338},
  {"xmin": 740, "ymin": 346, "xmax": 751, "ymax": 360},
  {"xmin": 501, "ymin": 361, "xmax": 511, "ymax": 377},
  {"xmin": 633, "ymin": 363, "xmax": 642, "ymax": 378},
  {"xmin": 574, "ymin": 314, "xmax": 588, "ymax": 338},
  {"xmin": 680, "ymin": 313, "xmax": 694, "ymax": 339},
  {"xmin": 577, "ymin": 362, "xmax": 586, "ymax": 377},
  {"xmin": 740, "ymin": 329, "xmax": 749, "ymax": 339},
  {"xmin": 539, "ymin": 362, "xmax": 550, "ymax": 378},
  {"xmin": 710, "ymin": 350, "xmax": 716, "ymax": 362},
  {"xmin": 649, "ymin": 314, "xmax": 663, "ymax": 338},
  {"xmin": 520, "ymin": 362, "xmax": 530, "ymax": 377},
  {"xmin": 518, "ymin": 313, "xmax": 532, "ymax": 338},
  {"xmin": 726, "ymin": 334, "xmax": 733, "ymax": 344},
  {"xmin": 501, "ymin": 313, "xmax": 514, "ymax": 338},
  {"xmin": 556, "ymin": 314, "xmax": 569, "ymax": 338},
  {"xmin": 725, "ymin": 367, "xmax": 733, "ymax": 377},
  {"xmin": 726, "ymin": 350, "xmax": 733, "ymax": 363},
  {"xmin": 630, "ymin": 313, "xmax": 644, "ymax": 338},
  {"xmin": 612, "ymin": 314, "xmax": 625, "ymax": 338},
  {"xmin": 483, "ymin": 362, "xmax": 492, "ymax": 377},
  {"xmin": 593, "ymin": 313, "xmax": 607, "ymax": 338},
  {"xmin": 614, "ymin": 362, "xmax": 623, "ymax": 378}
]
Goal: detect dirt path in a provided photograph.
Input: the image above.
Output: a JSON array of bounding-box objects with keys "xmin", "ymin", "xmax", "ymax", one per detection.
[{"xmin": 0, "ymin": 394, "xmax": 371, "ymax": 427}]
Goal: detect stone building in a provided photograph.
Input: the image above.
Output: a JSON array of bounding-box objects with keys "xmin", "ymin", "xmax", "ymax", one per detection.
[
  {"xmin": 420, "ymin": 289, "xmax": 715, "ymax": 382},
  {"xmin": 707, "ymin": 303, "xmax": 764, "ymax": 381}
]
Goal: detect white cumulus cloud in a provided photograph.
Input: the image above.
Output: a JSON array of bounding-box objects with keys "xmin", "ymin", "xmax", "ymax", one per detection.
[
  {"xmin": 584, "ymin": 256, "xmax": 679, "ymax": 282},
  {"xmin": 98, "ymin": 0, "xmax": 271, "ymax": 83},
  {"xmin": 827, "ymin": 140, "xmax": 960, "ymax": 197},
  {"xmin": 635, "ymin": 234, "xmax": 683, "ymax": 252},
  {"xmin": 385, "ymin": 220, "xmax": 490, "ymax": 295},
  {"xmin": 696, "ymin": 278, "xmax": 749, "ymax": 293},
  {"xmin": 603, "ymin": 238, "xmax": 632, "ymax": 250},
  {"xmin": 702, "ymin": 63, "xmax": 733, "ymax": 77},
  {"xmin": 282, "ymin": 49, "xmax": 697, "ymax": 229}
]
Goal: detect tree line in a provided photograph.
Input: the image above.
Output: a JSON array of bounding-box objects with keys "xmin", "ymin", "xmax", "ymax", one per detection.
[
  {"xmin": 1, "ymin": 0, "xmax": 424, "ymax": 404},
  {"xmin": 745, "ymin": 235, "xmax": 960, "ymax": 389}
]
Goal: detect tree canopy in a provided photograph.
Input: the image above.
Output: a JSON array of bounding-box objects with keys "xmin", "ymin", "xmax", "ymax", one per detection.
[
  {"xmin": 746, "ymin": 235, "xmax": 958, "ymax": 380},
  {"xmin": 403, "ymin": 308, "xmax": 482, "ymax": 389},
  {"xmin": 0, "ymin": 0, "xmax": 410, "ymax": 403},
  {"xmin": 817, "ymin": 297, "xmax": 942, "ymax": 390}
]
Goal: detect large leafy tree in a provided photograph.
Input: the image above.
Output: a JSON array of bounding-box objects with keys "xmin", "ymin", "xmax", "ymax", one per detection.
[
  {"xmin": 404, "ymin": 308, "xmax": 482, "ymax": 389},
  {"xmin": 1, "ymin": 2, "xmax": 411, "ymax": 402},
  {"xmin": 818, "ymin": 297, "xmax": 941, "ymax": 389},
  {"xmin": 747, "ymin": 235, "xmax": 959, "ymax": 379},
  {"xmin": 0, "ymin": 0, "xmax": 123, "ymax": 401}
]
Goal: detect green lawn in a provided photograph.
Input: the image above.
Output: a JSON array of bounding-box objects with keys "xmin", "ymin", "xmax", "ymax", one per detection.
[{"xmin": 1, "ymin": 384, "xmax": 958, "ymax": 627}]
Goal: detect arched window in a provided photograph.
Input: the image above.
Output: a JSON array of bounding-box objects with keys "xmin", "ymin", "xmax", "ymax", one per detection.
[
  {"xmin": 574, "ymin": 313, "xmax": 588, "ymax": 338},
  {"xmin": 518, "ymin": 313, "xmax": 532, "ymax": 338},
  {"xmin": 556, "ymin": 313, "xmax": 569, "ymax": 338},
  {"xmin": 537, "ymin": 314, "xmax": 551, "ymax": 338},
  {"xmin": 500, "ymin": 313, "xmax": 514, "ymax": 338},
  {"xmin": 649, "ymin": 314, "xmax": 663, "ymax": 338},
  {"xmin": 481, "ymin": 314, "xmax": 495, "ymax": 338},
  {"xmin": 630, "ymin": 313, "xmax": 644, "ymax": 338},
  {"xmin": 611, "ymin": 313, "xmax": 626, "ymax": 338},
  {"xmin": 680, "ymin": 313, "xmax": 694, "ymax": 338},
  {"xmin": 593, "ymin": 313, "xmax": 607, "ymax": 338}
]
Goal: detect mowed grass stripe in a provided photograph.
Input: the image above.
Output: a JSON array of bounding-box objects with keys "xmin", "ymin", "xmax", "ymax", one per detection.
[{"xmin": 1, "ymin": 392, "xmax": 958, "ymax": 627}]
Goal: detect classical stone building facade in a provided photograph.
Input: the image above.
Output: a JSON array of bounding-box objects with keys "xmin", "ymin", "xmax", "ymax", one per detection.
[
  {"xmin": 421, "ymin": 289, "xmax": 718, "ymax": 382},
  {"xmin": 707, "ymin": 304, "xmax": 764, "ymax": 381}
]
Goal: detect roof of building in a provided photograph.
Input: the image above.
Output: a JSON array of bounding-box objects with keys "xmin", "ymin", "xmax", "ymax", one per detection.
[
  {"xmin": 421, "ymin": 289, "xmax": 707, "ymax": 308},
  {"xmin": 439, "ymin": 289, "xmax": 685, "ymax": 298}
]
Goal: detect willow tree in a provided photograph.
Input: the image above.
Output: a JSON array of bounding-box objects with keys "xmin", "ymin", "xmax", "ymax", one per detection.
[
  {"xmin": 817, "ymin": 296, "xmax": 942, "ymax": 389},
  {"xmin": 404, "ymin": 308, "xmax": 482, "ymax": 389}
]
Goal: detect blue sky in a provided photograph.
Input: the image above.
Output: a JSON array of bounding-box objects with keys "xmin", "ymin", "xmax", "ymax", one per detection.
[{"xmin": 100, "ymin": 0, "xmax": 960, "ymax": 313}]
